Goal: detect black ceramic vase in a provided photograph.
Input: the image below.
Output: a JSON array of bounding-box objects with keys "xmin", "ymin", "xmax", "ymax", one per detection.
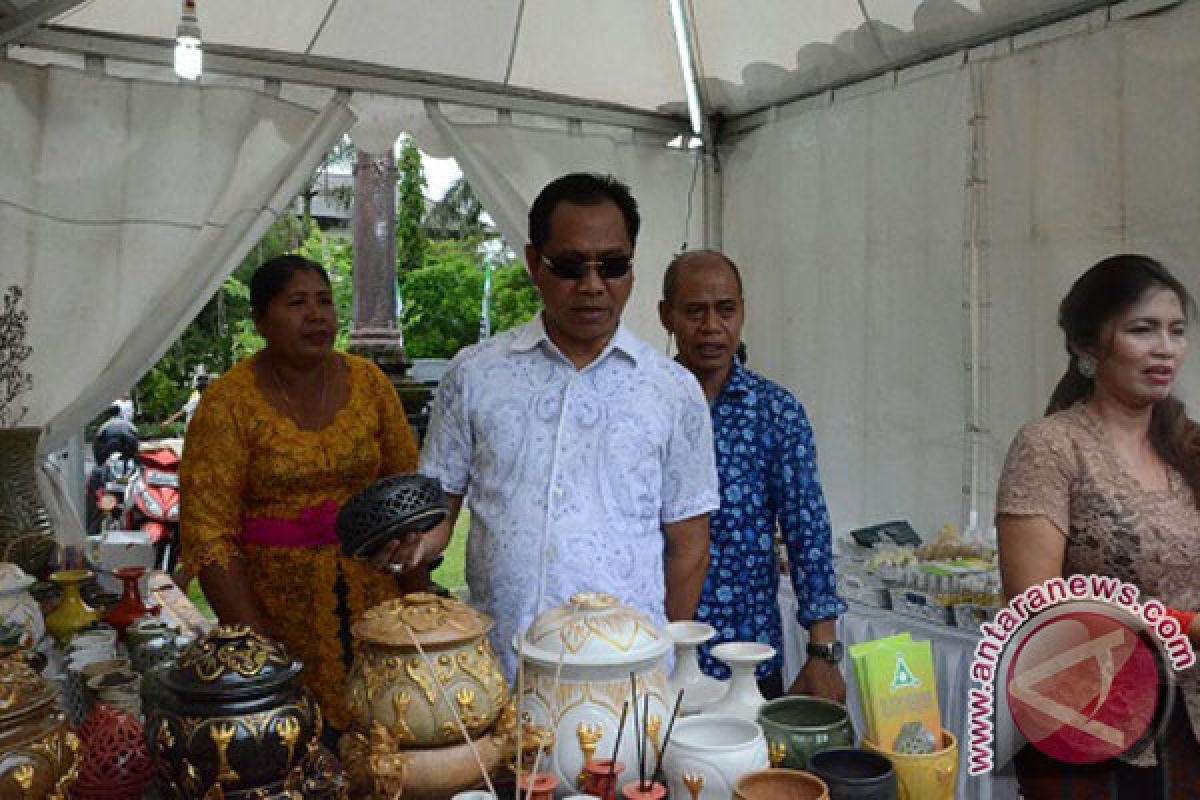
[{"xmin": 149, "ymin": 625, "xmax": 341, "ymax": 799}]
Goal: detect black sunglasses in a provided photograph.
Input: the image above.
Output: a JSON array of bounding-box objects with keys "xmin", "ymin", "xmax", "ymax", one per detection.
[{"xmin": 539, "ymin": 253, "xmax": 633, "ymax": 281}]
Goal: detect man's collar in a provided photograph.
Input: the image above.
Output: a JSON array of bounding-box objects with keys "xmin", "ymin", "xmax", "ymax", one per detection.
[
  {"xmin": 510, "ymin": 313, "xmax": 639, "ymax": 366},
  {"xmin": 718, "ymin": 358, "xmax": 753, "ymax": 399}
]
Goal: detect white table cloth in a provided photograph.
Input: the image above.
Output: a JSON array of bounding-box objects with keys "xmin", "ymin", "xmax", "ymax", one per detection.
[{"xmin": 779, "ymin": 585, "xmax": 1018, "ymax": 800}]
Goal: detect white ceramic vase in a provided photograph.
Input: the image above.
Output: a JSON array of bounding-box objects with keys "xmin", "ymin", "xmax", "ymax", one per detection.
[
  {"xmin": 661, "ymin": 713, "xmax": 769, "ymax": 799},
  {"xmin": 666, "ymin": 621, "xmax": 727, "ymax": 716},
  {"xmin": 708, "ymin": 642, "xmax": 774, "ymax": 721},
  {"xmin": 0, "ymin": 562, "xmax": 44, "ymax": 649}
]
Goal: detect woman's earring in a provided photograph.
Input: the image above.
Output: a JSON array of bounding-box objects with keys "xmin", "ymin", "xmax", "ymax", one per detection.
[{"xmin": 1077, "ymin": 354, "xmax": 1097, "ymax": 379}]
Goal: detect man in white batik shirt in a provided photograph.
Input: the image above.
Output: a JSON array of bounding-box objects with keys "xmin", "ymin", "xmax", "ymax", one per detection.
[{"xmin": 412, "ymin": 173, "xmax": 719, "ymax": 678}]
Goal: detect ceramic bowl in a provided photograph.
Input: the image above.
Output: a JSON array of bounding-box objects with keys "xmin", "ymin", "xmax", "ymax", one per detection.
[
  {"xmin": 758, "ymin": 695, "xmax": 854, "ymax": 770},
  {"xmin": 733, "ymin": 768, "xmax": 830, "ymax": 800},
  {"xmin": 808, "ymin": 747, "xmax": 897, "ymax": 800},
  {"xmin": 662, "ymin": 713, "xmax": 769, "ymax": 799}
]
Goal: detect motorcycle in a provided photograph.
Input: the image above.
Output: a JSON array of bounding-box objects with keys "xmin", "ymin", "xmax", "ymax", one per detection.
[
  {"xmin": 85, "ymin": 416, "xmax": 139, "ymax": 536},
  {"xmin": 123, "ymin": 443, "xmax": 182, "ymax": 572}
]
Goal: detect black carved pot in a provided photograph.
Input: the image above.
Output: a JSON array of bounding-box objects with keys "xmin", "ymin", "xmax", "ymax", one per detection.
[
  {"xmin": 149, "ymin": 625, "xmax": 322, "ymax": 799},
  {"xmin": 335, "ymin": 473, "xmax": 446, "ymax": 558}
]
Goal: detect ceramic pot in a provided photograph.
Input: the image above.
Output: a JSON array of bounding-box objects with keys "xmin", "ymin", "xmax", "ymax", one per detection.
[
  {"xmin": 582, "ymin": 758, "xmax": 625, "ymax": 800},
  {"xmin": 733, "ymin": 768, "xmax": 830, "ymax": 800},
  {"xmin": 708, "ymin": 642, "xmax": 774, "ymax": 720},
  {"xmin": 519, "ymin": 772, "xmax": 559, "ymax": 800},
  {"xmin": 0, "ymin": 562, "xmax": 43, "ymax": 649},
  {"xmin": 73, "ymin": 704, "xmax": 155, "ymax": 799},
  {"xmin": 861, "ymin": 732, "xmax": 956, "ymax": 800},
  {"xmin": 620, "ymin": 780, "xmax": 666, "ymax": 799},
  {"xmin": 808, "ymin": 748, "xmax": 896, "ymax": 800},
  {"xmin": 661, "ymin": 713, "xmax": 769, "ymax": 799},
  {"xmin": 44, "ymin": 570, "xmax": 102, "ymax": 646},
  {"xmin": 338, "ymin": 722, "xmax": 506, "ymax": 800},
  {"xmin": 518, "ymin": 593, "xmax": 672, "ymax": 797},
  {"xmin": 346, "ymin": 592, "xmax": 508, "ymax": 748},
  {"xmin": 0, "ymin": 427, "xmax": 56, "ymax": 578},
  {"xmin": 150, "ymin": 625, "xmax": 329, "ymax": 799},
  {"xmin": 758, "ymin": 696, "xmax": 855, "ymax": 770},
  {"xmin": 665, "ymin": 621, "xmax": 726, "ymax": 716},
  {"xmin": 103, "ymin": 566, "xmax": 158, "ymax": 634},
  {"xmin": 0, "ymin": 656, "xmax": 83, "ymax": 799}
]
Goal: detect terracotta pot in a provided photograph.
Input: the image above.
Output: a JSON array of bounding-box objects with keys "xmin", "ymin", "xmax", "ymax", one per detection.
[
  {"xmin": 149, "ymin": 625, "xmax": 332, "ymax": 799},
  {"xmin": 0, "ymin": 562, "xmax": 43, "ymax": 648},
  {"xmin": 347, "ymin": 592, "xmax": 508, "ymax": 748},
  {"xmin": 72, "ymin": 704, "xmax": 155, "ymax": 799},
  {"xmin": 518, "ymin": 771, "xmax": 559, "ymax": 800},
  {"xmin": 582, "ymin": 758, "xmax": 625, "ymax": 799},
  {"xmin": 758, "ymin": 696, "xmax": 855, "ymax": 770},
  {"xmin": 0, "ymin": 656, "xmax": 83, "ymax": 799},
  {"xmin": 338, "ymin": 723, "xmax": 505, "ymax": 800},
  {"xmin": 517, "ymin": 593, "xmax": 672, "ymax": 796},
  {"xmin": 103, "ymin": 567, "xmax": 158, "ymax": 634},
  {"xmin": 620, "ymin": 780, "xmax": 666, "ymax": 800},
  {"xmin": 45, "ymin": 570, "xmax": 103, "ymax": 646},
  {"xmin": 733, "ymin": 768, "xmax": 830, "ymax": 800}
]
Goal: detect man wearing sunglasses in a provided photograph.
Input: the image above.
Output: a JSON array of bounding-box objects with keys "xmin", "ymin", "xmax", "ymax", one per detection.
[{"xmin": 419, "ymin": 173, "xmax": 719, "ymax": 679}]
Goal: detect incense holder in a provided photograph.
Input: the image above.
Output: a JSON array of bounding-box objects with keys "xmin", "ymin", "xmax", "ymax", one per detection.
[
  {"xmin": 346, "ymin": 592, "xmax": 508, "ymax": 748},
  {"xmin": 516, "ymin": 592, "xmax": 672, "ymax": 795}
]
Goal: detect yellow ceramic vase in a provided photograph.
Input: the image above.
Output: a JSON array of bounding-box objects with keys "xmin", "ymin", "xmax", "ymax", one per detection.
[
  {"xmin": 44, "ymin": 570, "xmax": 101, "ymax": 647},
  {"xmin": 862, "ymin": 731, "xmax": 957, "ymax": 800}
]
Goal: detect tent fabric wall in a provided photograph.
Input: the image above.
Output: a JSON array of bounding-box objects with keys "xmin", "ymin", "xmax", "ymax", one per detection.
[
  {"xmin": 722, "ymin": 0, "xmax": 1200, "ymax": 540},
  {"xmin": 0, "ymin": 60, "xmax": 353, "ymax": 452},
  {"xmin": 722, "ymin": 67, "xmax": 972, "ymax": 539},
  {"xmin": 425, "ymin": 103, "xmax": 703, "ymax": 344}
]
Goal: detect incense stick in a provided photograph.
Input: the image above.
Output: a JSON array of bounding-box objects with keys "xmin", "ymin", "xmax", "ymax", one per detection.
[
  {"xmin": 629, "ymin": 673, "xmax": 642, "ymax": 790},
  {"xmin": 640, "ymin": 694, "xmax": 650, "ymax": 789},
  {"xmin": 401, "ymin": 620, "xmax": 498, "ymax": 799},
  {"xmin": 607, "ymin": 699, "xmax": 629, "ymax": 783},
  {"xmin": 651, "ymin": 689, "xmax": 684, "ymax": 784}
]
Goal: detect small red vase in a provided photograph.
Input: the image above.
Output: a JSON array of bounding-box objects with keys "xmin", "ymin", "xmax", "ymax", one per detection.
[
  {"xmin": 583, "ymin": 759, "xmax": 626, "ymax": 800},
  {"xmin": 517, "ymin": 772, "xmax": 558, "ymax": 800},
  {"xmin": 103, "ymin": 567, "xmax": 159, "ymax": 634},
  {"xmin": 620, "ymin": 780, "xmax": 667, "ymax": 800}
]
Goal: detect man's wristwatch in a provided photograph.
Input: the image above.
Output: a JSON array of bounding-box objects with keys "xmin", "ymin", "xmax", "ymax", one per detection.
[{"xmin": 806, "ymin": 641, "xmax": 844, "ymax": 664}]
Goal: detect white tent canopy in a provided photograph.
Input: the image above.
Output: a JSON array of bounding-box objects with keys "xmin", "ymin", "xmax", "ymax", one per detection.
[{"xmin": 1, "ymin": 0, "xmax": 1197, "ymax": 546}]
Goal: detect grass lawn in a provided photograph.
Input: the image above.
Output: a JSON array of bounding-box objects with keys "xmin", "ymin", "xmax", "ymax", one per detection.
[{"xmin": 185, "ymin": 511, "xmax": 470, "ymax": 617}]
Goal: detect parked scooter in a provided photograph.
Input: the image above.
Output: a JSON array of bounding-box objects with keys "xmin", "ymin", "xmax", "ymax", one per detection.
[
  {"xmin": 84, "ymin": 416, "xmax": 139, "ymax": 535},
  {"xmin": 123, "ymin": 443, "xmax": 182, "ymax": 572}
]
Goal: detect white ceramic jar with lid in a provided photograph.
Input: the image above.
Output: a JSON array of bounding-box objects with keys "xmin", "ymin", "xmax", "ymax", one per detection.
[{"xmin": 517, "ymin": 592, "xmax": 672, "ymax": 796}]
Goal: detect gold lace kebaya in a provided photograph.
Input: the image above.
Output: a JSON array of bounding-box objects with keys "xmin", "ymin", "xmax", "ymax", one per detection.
[{"xmin": 180, "ymin": 353, "xmax": 418, "ymax": 730}]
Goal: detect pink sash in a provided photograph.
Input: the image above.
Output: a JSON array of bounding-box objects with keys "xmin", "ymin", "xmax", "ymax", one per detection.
[{"xmin": 242, "ymin": 500, "xmax": 339, "ymax": 549}]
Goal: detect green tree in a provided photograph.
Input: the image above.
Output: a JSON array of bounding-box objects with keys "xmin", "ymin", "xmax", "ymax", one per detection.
[
  {"xmin": 489, "ymin": 261, "xmax": 541, "ymax": 332},
  {"xmin": 396, "ymin": 135, "xmax": 427, "ymax": 276},
  {"xmin": 426, "ymin": 177, "xmax": 487, "ymax": 240},
  {"xmin": 400, "ymin": 240, "xmax": 484, "ymax": 358}
]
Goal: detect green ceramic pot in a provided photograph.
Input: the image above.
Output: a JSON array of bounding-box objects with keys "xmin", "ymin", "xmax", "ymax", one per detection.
[{"xmin": 757, "ymin": 696, "xmax": 854, "ymax": 770}]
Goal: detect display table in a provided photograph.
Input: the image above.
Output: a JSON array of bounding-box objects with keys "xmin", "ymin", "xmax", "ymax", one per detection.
[{"xmin": 778, "ymin": 585, "xmax": 1017, "ymax": 800}]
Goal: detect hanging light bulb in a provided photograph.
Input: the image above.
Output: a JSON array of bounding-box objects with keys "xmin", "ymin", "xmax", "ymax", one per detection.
[{"xmin": 174, "ymin": 0, "xmax": 202, "ymax": 81}]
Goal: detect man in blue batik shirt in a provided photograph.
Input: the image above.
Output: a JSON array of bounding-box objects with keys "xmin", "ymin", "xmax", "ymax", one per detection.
[{"xmin": 659, "ymin": 250, "xmax": 847, "ymax": 701}]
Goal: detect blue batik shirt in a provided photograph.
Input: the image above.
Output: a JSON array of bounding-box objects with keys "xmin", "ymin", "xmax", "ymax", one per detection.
[{"xmin": 697, "ymin": 359, "xmax": 846, "ymax": 679}]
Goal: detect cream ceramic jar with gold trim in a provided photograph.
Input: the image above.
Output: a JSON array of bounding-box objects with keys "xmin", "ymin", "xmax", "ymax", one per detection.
[
  {"xmin": 346, "ymin": 592, "xmax": 508, "ymax": 748},
  {"xmin": 517, "ymin": 592, "xmax": 671, "ymax": 795}
]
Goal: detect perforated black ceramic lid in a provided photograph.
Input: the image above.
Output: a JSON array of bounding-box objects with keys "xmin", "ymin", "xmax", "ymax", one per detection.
[
  {"xmin": 162, "ymin": 625, "xmax": 302, "ymax": 699},
  {"xmin": 336, "ymin": 473, "xmax": 447, "ymax": 558}
]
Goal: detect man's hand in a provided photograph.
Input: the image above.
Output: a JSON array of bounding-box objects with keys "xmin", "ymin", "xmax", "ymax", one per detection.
[
  {"xmin": 370, "ymin": 531, "xmax": 425, "ymax": 575},
  {"xmin": 788, "ymin": 658, "xmax": 847, "ymax": 704}
]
